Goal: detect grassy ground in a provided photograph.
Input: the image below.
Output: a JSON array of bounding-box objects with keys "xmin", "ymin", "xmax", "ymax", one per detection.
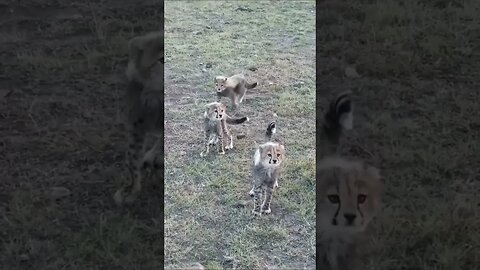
[
  {"xmin": 164, "ymin": 1, "xmax": 316, "ymax": 269},
  {"xmin": 0, "ymin": 1, "xmax": 164, "ymax": 269},
  {"xmin": 318, "ymin": 1, "xmax": 479, "ymax": 269}
]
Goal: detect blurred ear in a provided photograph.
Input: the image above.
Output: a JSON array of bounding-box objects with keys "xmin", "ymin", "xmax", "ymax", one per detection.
[
  {"xmin": 363, "ymin": 163, "xmax": 383, "ymax": 195},
  {"xmin": 253, "ymin": 146, "xmax": 263, "ymax": 165},
  {"xmin": 128, "ymin": 37, "xmax": 143, "ymax": 69},
  {"xmin": 204, "ymin": 104, "xmax": 211, "ymax": 117},
  {"xmin": 128, "ymin": 36, "xmax": 141, "ymax": 58}
]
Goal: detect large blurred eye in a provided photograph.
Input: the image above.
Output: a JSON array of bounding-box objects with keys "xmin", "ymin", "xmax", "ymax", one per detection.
[
  {"xmin": 267, "ymin": 153, "xmax": 272, "ymax": 157},
  {"xmin": 327, "ymin": 195, "xmax": 339, "ymax": 204},
  {"xmin": 357, "ymin": 194, "xmax": 367, "ymax": 204},
  {"xmin": 276, "ymin": 153, "xmax": 280, "ymax": 157},
  {"xmin": 214, "ymin": 110, "xmax": 217, "ymax": 112}
]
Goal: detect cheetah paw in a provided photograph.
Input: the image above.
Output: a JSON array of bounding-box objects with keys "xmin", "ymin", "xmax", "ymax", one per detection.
[{"xmin": 262, "ymin": 208, "xmax": 272, "ymax": 214}]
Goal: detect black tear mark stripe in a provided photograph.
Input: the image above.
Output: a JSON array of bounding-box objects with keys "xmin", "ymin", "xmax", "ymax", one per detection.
[
  {"xmin": 357, "ymin": 203, "xmax": 364, "ymax": 219},
  {"xmin": 333, "ymin": 181, "xmax": 341, "ymax": 224}
]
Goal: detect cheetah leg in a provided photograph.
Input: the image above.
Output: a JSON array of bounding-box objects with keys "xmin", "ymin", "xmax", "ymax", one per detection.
[
  {"xmin": 239, "ymin": 89, "xmax": 246, "ymax": 103},
  {"xmin": 231, "ymin": 96, "xmax": 239, "ymax": 115},
  {"xmin": 218, "ymin": 135, "xmax": 225, "ymax": 155},
  {"xmin": 223, "ymin": 125, "xmax": 234, "ymax": 150},
  {"xmin": 200, "ymin": 133, "xmax": 211, "ymax": 157},
  {"xmin": 226, "ymin": 134, "xmax": 233, "ymax": 150},
  {"xmin": 248, "ymin": 186, "xmax": 255, "ymax": 197},
  {"xmin": 114, "ymin": 126, "xmax": 145, "ymax": 205},
  {"xmin": 142, "ymin": 135, "xmax": 162, "ymax": 180},
  {"xmin": 252, "ymin": 185, "xmax": 263, "ymax": 216},
  {"xmin": 142, "ymin": 136, "xmax": 161, "ymax": 167},
  {"xmin": 261, "ymin": 185, "xmax": 274, "ymax": 214}
]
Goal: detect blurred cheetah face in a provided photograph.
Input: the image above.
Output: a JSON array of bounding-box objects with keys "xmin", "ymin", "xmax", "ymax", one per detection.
[
  {"xmin": 214, "ymin": 76, "xmax": 227, "ymax": 92},
  {"xmin": 254, "ymin": 142, "xmax": 285, "ymax": 168},
  {"xmin": 204, "ymin": 102, "xmax": 227, "ymax": 121},
  {"xmin": 317, "ymin": 158, "xmax": 383, "ymax": 234}
]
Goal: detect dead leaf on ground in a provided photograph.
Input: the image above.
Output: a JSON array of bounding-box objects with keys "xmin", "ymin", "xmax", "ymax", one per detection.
[
  {"xmin": 48, "ymin": 186, "xmax": 71, "ymax": 199},
  {"xmin": 345, "ymin": 66, "xmax": 360, "ymax": 78}
]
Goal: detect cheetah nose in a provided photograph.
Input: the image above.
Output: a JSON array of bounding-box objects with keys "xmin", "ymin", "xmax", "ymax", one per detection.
[
  {"xmin": 272, "ymin": 159, "xmax": 277, "ymax": 164},
  {"xmin": 344, "ymin": 213, "xmax": 356, "ymax": 225}
]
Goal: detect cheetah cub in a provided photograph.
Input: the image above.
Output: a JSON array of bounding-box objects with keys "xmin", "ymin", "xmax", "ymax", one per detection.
[
  {"xmin": 200, "ymin": 102, "xmax": 249, "ymax": 157},
  {"xmin": 214, "ymin": 74, "xmax": 257, "ymax": 111},
  {"xmin": 113, "ymin": 32, "xmax": 164, "ymax": 205},
  {"xmin": 249, "ymin": 121, "xmax": 285, "ymax": 216},
  {"xmin": 316, "ymin": 92, "xmax": 383, "ymax": 270}
]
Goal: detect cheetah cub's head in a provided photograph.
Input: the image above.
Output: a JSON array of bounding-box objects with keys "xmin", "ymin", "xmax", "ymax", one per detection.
[
  {"xmin": 127, "ymin": 32, "xmax": 164, "ymax": 82},
  {"xmin": 317, "ymin": 157, "xmax": 383, "ymax": 234},
  {"xmin": 254, "ymin": 142, "xmax": 285, "ymax": 168},
  {"xmin": 204, "ymin": 102, "xmax": 227, "ymax": 121},
  {"xmin": 214, "ymin": 76, "xmax": 228, "ymax": 92}
]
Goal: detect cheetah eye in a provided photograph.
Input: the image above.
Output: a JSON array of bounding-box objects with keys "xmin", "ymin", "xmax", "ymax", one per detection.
[
  {"xmin": 267, "ymin": 153, "xmax": 272, "ymax": 157},
  {"xmin": 357, "ymin": 194, "xmax": 367, "ymax": 204},
  {"xmin": 276, "ymin": 153, "xmax": 280, "ymax": 157},
  {"xmin": 327, "ymin": 195, "xmax": 339, "ymax": 204}
]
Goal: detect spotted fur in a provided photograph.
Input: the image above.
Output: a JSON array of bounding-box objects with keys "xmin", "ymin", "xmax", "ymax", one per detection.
[
  {"xmin": 200, "ymin": 102, "xmax": 249, "ymax": 157},
  {"xmin": 249, "ymin": 121, "xmax": 285, "ymax": 216},
  {"xmin": 113, "ymin": 31, "xmax": 164, "ymax": 205},
  {"xmin": 317, "ymin": 92, "xmax": 383, "ymax": 270},
  {"xmin": 214, "ymin": 74, "xmax": 257, "ymax": 112}
]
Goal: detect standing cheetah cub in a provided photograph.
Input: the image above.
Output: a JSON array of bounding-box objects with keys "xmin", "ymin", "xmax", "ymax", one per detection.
[
  {"xmin": 200, "ymin": 102, "xmax": 249, "ymax": 157},
  {"xmin": 249, "ymin": 121, "xmax": 285, "ymax": 216},
  {"xmin": 317, "ymin": 92, "xmax": 383, "ymax": 270},
  {"xmin": 113, "ymin": 31, "xmax": 164, "ymax": 205}
]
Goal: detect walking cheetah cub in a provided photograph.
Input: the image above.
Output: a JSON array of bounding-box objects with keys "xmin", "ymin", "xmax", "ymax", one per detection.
[
  {"xmin": 316, "ymin": 91, "xmax": 383, "ymax": 270},
  {"xmin": 113, "ymin": 31, "xmax": 164, "ymax": 205},
  {"xmin": 214, "ymin": 74, "xmax": 257, "ymax": 111},
  {"xmin": 200, "ymin": 102, "xmax": 249, "ymax": 157},
  {"xmin": 249, "ymin": 121, "xmax": 285, "ymax": 216}
]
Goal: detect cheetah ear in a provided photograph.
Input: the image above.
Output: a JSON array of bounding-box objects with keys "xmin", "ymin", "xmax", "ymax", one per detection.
[
  {"xmin": 364, "ymin": 164, "xmax": 380, "ymax": 181},
  {"xmin": 363, "ymin": 163, "xmax": 383, "ymax": 193},
  {"xmin": 256, "ymin": 142, "xmax": 265, "ymax": 153},
  {"xmin": 204, "ymin": 104, "xmax": 210, "ymax": 117},
  {"xmin": 253, "ymin": 145, "xmax": 263, "ymax": 165}
]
